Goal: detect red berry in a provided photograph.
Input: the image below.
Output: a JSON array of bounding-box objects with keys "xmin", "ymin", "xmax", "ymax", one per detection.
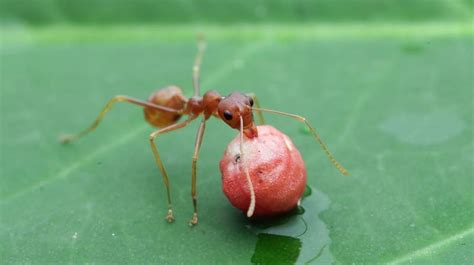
[{"xmin": 220, "ymin": 125, "xmax": 307, "ymax": 217}]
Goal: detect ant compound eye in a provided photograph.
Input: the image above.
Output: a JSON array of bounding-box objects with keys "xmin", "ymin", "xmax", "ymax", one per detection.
[
  {"xmin": 223, "ymin": 110, "xmax": 233, "ymax": 120},
  {"xmin": 249, "ymin": 97, "xmax": 254, "ymax": 107}
]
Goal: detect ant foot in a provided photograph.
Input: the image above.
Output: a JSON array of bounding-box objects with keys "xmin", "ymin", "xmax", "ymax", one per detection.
[
  {"xmin": 188, "ymin": 213, "xmax": 198, "ymax": 226},
  {"xmin": 59, "ymin": 134, "xmax": 73, "ymax": 144},
  {"xmin": 166, "ymin": 209, "xmax": 175, "ymax": 223}
]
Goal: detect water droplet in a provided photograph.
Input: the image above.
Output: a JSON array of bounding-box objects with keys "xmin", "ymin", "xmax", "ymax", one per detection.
[
  {"xmin": 379, "ymin": 111, "xmax": 465, "ymax": 145},
  {"xmin": 251, "ymin": 234, "xmax": 301, "ymax": 264},
  {"xmin": 248, "ymin": 186, "xmax": 334, "ymax": 264},
  {"xmin": 299, "ymin": 125, "xmax": 311, "ymax": 136}
]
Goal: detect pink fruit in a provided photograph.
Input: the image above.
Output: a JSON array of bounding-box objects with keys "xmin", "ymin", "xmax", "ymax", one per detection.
[{"xmin": 220, "ymin": 125, "xmax": 307, "ymax": 217}]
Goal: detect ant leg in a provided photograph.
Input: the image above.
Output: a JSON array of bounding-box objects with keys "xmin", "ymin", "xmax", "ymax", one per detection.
[
  {"xmin": 239, "ymin": 116, "xmax": 256, "ymax": 217},
  {"xmin": 60, "ymin": 95, "xmax": 181, "ymax": 144},
  {"xmin": 149, "ymin": 118, "xmax": 194, "ymax": 223},
  {"xmin": 246, "ymin": 93, "xmax": 265, "ymax": 125},
  {"xmin": 192, "ymin": 35, "xmax": 206, "ymax": 96},
  {"xmin": 251, "ymin": 107, "xmax": 349, "ymax": 176},
  {"xmin": 189, "ymin": 118, "xmax": 206, "ymax": 226}
]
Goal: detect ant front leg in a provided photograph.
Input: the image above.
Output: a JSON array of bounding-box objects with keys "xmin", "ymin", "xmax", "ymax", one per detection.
[
  {"xmin": 189, "ymin": 117, "xmax": 206, "ymax": 226},
  {"xmin": 246, "ymin": 93, "xmax": 265, "ymax": 125},
  {"xmin": 149, "ymin": 118, "xmax": 194, "ymax": 223},
  {"xmin": 60, "ymin": 95, "xmax": 180, "ymax": 144},
  {"xmin": 239, "ymin": 116, "xmax": 256, "ymax": 217}
]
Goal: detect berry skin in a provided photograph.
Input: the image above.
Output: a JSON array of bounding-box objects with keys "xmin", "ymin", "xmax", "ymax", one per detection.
[{"xmin": 220, "ymin": 125, "xmax": 307, "ymax": 217}]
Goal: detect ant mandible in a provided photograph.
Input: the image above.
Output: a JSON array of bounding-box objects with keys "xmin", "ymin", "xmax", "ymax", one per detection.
[{"xmin": 60, "ymin": 37, "xmax": 348, "ymax": 226}]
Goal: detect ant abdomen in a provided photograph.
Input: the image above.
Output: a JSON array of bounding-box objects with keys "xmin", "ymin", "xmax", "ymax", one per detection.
[{"xmin": 144, "ymin": 86, "xmax": 186, "ymax": 127}]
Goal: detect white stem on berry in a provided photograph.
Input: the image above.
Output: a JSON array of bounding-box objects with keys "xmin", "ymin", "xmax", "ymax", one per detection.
[{"xmin": 240, "ymin": 116, "xmax": 256, "ymax": 217}]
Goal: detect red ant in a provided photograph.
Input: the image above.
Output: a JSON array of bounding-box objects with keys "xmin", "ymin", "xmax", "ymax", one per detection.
[{"xmin": 60, "ymin": 37, "xmax": 348, "ymax": 226}]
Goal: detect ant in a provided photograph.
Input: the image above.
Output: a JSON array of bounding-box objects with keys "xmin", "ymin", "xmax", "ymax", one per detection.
[{"xmin": 60, "ymin": 37, "xmax": 348, "ymax": 226}]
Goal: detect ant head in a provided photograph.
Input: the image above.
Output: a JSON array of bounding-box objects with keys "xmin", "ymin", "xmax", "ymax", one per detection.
[{"xmin": 217, "ymin": 92, "xmax": 257, "ymax": 138}]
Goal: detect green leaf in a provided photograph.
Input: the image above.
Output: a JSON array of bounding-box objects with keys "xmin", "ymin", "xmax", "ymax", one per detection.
[{"xmin": 1, "ymin": 23, "xmax": 473, "ymax": 264}]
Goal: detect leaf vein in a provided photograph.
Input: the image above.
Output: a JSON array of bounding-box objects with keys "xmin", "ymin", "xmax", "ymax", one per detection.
[
  {"xmin": 386, "ymin": 226, "xmax": 474, "ymax": 264},
  {"xmin": 0, "ymin": 125, "xmax": 148, "ymax": 204}
]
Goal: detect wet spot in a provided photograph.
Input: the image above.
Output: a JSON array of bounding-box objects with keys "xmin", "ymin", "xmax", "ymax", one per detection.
[
  {"xmin": 294, "ymin": 205, "xmax": 305, "ymax": 215},
  {"xmin": 248, "ymin": 186, "xmax": 334, "ymax": 264},
  {"xmin": 251, "ymin": 234, "xmax": 302, "ymax": 264},
  {"xmin": 379, "ymin": 111, "xmax": 465, "ymax": 145}
]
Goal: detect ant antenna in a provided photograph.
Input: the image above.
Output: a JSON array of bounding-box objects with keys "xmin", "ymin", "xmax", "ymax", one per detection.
[
  {"xmin": 240, "ymin": 115, "xmax": 256, "ymax": 217},
  {"xmin": 193, "ymin": 34, "xmax": 206, "ymax": 97},
  {"xmin": 251, "ymin": 107, "xmax": 349, "ymax": 176}
]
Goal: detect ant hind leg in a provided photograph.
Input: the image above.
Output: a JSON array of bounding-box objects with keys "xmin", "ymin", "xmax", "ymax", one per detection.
[
  {"xmin": 60, "ymin": 95, "xmax": 180, "ymax": 144},
  {"xmin": 149, "ymin": 118, "xmax": 194, "ymax": 223},
  {"xmin": 189, "ymin": 118, "xmax": 206, "ymax": 226}
]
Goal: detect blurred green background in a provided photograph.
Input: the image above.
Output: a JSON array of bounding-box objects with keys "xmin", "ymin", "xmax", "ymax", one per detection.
[
  {"xmin": 1, "ymin": 0, "xmax": 473, "ymax": 264},
  {"xmin": 0, "ymin": 0, "xmax": 473, "ymax": 24}
]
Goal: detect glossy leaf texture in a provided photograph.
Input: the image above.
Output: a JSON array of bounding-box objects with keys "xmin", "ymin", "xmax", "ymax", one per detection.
[{"xmin": 1, "ymin": 23, "xmax": 473, "ymax": 264}]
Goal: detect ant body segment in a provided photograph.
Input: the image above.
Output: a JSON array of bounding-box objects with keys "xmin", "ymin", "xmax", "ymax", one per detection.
[{"xmin": 60, "ymin": 37, "xmax": 348, "ymax": 226}]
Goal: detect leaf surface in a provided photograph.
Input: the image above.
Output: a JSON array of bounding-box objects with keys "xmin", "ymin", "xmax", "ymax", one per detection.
[{"xmin": 1, "ymin": 23, "xmax": 473, "ymax": 264}]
